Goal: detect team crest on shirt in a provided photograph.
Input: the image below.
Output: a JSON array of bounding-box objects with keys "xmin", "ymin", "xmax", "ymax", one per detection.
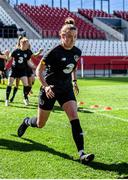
[
  {"xmin": 24, "ymin": 54, "xmax": 27, "ymax": 58},
  {"xmin": 61, "ymin": 57, "xmax": 66, "ymax": 61},
  {"xmin": 74, "ymin": 55, "xmax": 79, "ymax": 62}
]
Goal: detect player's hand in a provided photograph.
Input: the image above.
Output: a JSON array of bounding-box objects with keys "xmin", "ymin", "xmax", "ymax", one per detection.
[
  {"xmin": 44, "ymin": 85, "xmax": 55, "ymax": 98},
  {"xmin": 4, "ymin": 50, "xmax": 10, "ymax": 60},
  {"xmin": 4, "ymin": 50, "xmax": 10, "ymax": 56},
  {"xmin": 39, "ymin": 48, "xmax": 43, "ymax": 54},
  {"xmin": 73, "ymin": 81, "xmax": 79, "ymax": 96}
]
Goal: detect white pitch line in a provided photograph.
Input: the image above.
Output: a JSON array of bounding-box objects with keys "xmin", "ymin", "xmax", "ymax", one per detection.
[{"xmin": 96, "ymin": 113, "xmax": 128, "ymax": 122}]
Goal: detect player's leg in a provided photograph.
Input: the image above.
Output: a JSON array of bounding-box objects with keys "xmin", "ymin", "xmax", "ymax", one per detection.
[
  {"xmin": 26, "ymin": 67, "xmax": 33, "ymax": 95},
  {"xmin": 10, "ymin": 78, "xmax": 20, "ymax": 102},
  {"xmin": 17, "ymin": 107, "xmax": 51, "ymax": 137},
  {"xmin": 5, "ymin": 76, "xmax": 15, "ymax": 106},
  {"xmin": 1, "ymin": 71, "xmax": 6, "ymax": 85},
  {"xmin": 59, "ymin": 91, "xmax": 94, "ymax": 163},
  {"xmin": 29, "ymin": 74, "xmax": 35, "ymax": 94},
  {"xmin": 17, "ymin": 87, "xmax": 56, "ymax": 137},
  {"xmin": 20, "ymin": 76, "xmax": 30, "ymax": 105},
  {"xmin": 27, "ymin": 76, "xmax": 33, "ymax": 95},
  {"xmin": 0, "ymin": 71, "xmax": 1, "ymax": 84}
]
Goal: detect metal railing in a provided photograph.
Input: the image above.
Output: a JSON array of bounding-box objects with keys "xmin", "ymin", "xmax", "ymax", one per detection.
[{"xmin": 79, "ymin": 63, "xmax": 128, "ymax": 77}]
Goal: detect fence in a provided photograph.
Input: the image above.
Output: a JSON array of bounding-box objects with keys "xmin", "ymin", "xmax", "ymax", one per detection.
[{"xmin": 78, "ymin": 63, "xmax": 128, "ymax": 77}]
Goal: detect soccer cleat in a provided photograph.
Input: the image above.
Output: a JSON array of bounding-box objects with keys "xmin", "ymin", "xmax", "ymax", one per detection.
[
  {"xmin": 5, "ymin": 100, "xmax": 9, "ymax": 106},
  {"xmin": 23, "ymin": 99, "xmax": 29, "ymax": 106},
  {"xmin": 80, "ymin": 153, "xmax": 95, "ymax": 164},
  {"xmin": 17, "ymin": 117, "xmax": 29, "ymax": 137},
  {"xmin": 10, "ymin": 97, "xmax": 14, "ymax": 103}
]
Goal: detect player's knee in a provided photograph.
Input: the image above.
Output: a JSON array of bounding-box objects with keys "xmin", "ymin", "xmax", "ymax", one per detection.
[{"xmin": 69, "ymin": 111, "xmax": 78, "ymax": 120}]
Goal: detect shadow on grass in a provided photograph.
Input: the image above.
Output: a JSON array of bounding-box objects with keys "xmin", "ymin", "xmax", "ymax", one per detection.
[
  {"xmin": 0, "ymin": 100, "xmax": 38, "ymax": 109},
  {"xmin": 0, "ymin": 86, "xmax": 6, "ymax": 89},
  {"xmin": 78, "ymin": 107, "xmax": 94, "ymax": 113},
  {"xmin": 88, "ymin": 161, "xmax": 128, "ymax": 178},
  {"xmin": 52, "ymin": 106, "xmax": 94, "ymax": 114},
  {"xmin": 8, "ymin": 103, "xmax": 38, "ymax": 109},
  {"xmin": 0, "ymin": 137, "xmax": 127, "ymax": 177},
  {"xmin": 0, "ymin": 137, "xmax": 73, "ymax": 161}
]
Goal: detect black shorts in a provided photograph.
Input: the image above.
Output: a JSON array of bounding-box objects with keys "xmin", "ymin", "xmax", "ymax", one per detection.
[
  {"xmin": 9, "ymin": 68, "xmax": 27, "ymax": 78},
  {"xmin": 39, "ymin": 87, "xmax": 76, "ymax": 110},
  {"xmin": 27, "ymin": 67, "xmax": 33, "ymax": 77}
]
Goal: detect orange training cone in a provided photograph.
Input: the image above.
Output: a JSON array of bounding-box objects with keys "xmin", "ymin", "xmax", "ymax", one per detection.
[
  {"xmin": 104, "ymin": 106, "xmax": 112, "ymax": 111},
  {"xmin": 90, "ymin": 105, "xmax": 99, "ymax": 108}
]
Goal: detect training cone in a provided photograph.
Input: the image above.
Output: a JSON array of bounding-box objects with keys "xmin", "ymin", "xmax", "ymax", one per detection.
[
  {"xmin": 104, "ymin": 106, "xmax": 112, "ymax": 111},
  {"xmin": 90, "ymin": 105, "xmax": 99, "ymax": 108}
]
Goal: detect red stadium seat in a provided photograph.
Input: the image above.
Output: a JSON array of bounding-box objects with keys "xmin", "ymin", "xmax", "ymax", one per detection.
[{"xmin": 15, "ymin": 4, "xmax": 106, "ymax": 39}]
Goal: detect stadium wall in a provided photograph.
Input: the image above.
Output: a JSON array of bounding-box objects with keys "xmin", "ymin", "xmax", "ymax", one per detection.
[
  {"xmin": 77, "ymin": 56, "xmax": 128, "ymax": 77},
  {"xmin": 1, "ymin": 39, "xmax": 128, "ymax": 76}
]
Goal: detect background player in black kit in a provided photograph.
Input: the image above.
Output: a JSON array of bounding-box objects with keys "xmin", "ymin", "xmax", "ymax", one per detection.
[
  {"xmin": 0, "ymin": 50, "xmax": 9, "ymax": 84},
  {"xmin": 17, "ymin": 22, "xmax": 95, "ymax": 163},
  {"xmin": 5, "ymin": 37, "xmax": 36, "ymax": 106},
  {"xmin": 9, "ymin": 40, "xmax": 43, "ymax": 103}
]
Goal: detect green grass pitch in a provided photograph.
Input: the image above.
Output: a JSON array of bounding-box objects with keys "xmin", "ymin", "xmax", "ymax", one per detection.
[{"xmin": 0, "ymin": 77, "xmax": 128, "ymax": 179}]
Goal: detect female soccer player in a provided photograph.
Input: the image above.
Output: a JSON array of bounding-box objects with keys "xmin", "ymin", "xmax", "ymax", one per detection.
[
  {"xmin": 17, "ymin": 23, "xmax": 95, "ymax": 163},
  {"xmin": 9, "ymin": 41, "xmax": 43, "ymax": 103},
  {"xmin": 0, "ymin": 50, "xmax": 9, "ymax": 84},
  {"xmin": 5, "ymin": 37, "xmax": 36, "ymax": 106}
]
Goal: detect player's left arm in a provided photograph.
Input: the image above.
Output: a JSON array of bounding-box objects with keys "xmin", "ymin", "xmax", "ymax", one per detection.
[
  {"xmin": 32, "ymin": 48, "xmax": 43, "ymax": 58},
  {"xmin": 72, "ymin": 67, "xmax": 79, "ymax": 96}
]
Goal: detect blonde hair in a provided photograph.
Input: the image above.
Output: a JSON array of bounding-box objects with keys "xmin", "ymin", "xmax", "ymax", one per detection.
[{"xmin": 64, "ymin": 17, "xmax": 75, "ymax": 25}]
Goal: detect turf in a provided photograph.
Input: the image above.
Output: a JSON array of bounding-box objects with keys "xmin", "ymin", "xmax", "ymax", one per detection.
[{"xmin": 0, "ymin": 77, "xmax": 128, "ymax": 179}]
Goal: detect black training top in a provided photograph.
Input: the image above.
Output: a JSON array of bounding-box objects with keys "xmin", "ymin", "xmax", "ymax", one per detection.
[
  {"xmin": 43, "ymin": 45, "xmax": 81, "ymax": 92},
  {"xmin": 11, "ymin": 49, "xmax": 33, "ymax": 71}
]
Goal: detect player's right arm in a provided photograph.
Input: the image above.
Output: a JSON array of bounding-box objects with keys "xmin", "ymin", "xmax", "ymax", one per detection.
[
  {"xmin": 5, "ymin": 50, "xmax": 13, "ymax": 62},
  {"xmin": 36, "ymin": 59, "xmax": 47, "ymax": 87}
]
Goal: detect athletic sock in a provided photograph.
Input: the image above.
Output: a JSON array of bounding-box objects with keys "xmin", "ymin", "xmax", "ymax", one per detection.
[
  {"xmin": 11, "ymin": 87, "xmax": 18, "ymax": 99},
  {"xmin": 6, "ymin": 86, "xmax": 12, "ymax": 100},
  {"xmin": 70, "ymin": 119, "xmax": 84, "ymax": 152},
  {"xmin": 23, "ymin": 86, "xmax": 30, "ymax": 99},
  {"xmin": 25, "ymin": 117, "xmax": 37, "ymax": 127},
  {"xmin": 0, "ymin": 75, "xmax": 1, "ymax": 83}
]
